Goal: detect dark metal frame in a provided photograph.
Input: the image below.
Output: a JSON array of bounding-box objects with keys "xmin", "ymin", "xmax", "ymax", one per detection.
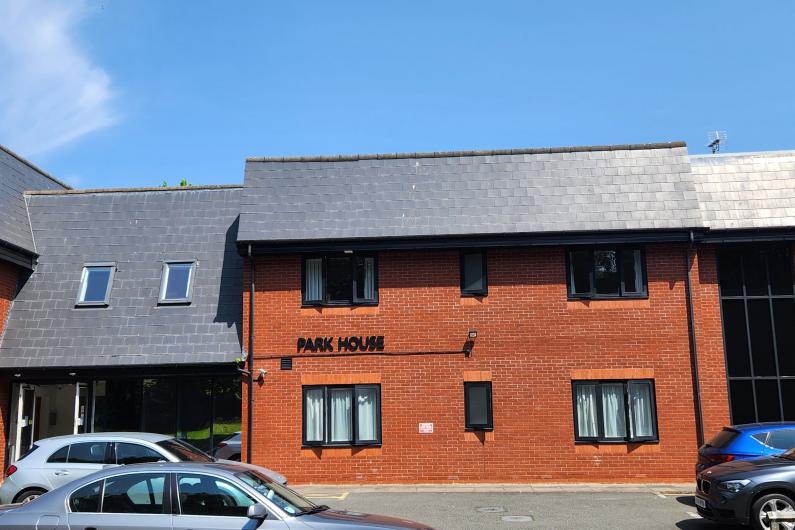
[
  {"xmin": 464, "ymin": 381, "xmax": 493, "ymax": 431},
  {"xmin": 571, "ymin": 379, "xmax": 659, "ymax": 443},
  {"xmin": 301, "ymin": 384, "xmax": 382, "ymax": 447},
  {"xmin": 717, "ymin": 244, "xmax": 795, "ymax": 424},
  {"xmin": 565, "ymin": 246, "xmax": 648, "ymax": 300},
  {"xmin": 460, "ymin": 249, "xmax": 488, "ymax": 297},
  {"xmin": 301, "ymin": 253, "xmax": 379, "ymax": 307}
]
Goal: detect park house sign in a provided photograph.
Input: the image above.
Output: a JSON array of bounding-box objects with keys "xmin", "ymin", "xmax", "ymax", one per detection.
[{"xmin": 297, "ymin": 335, "xmax": 385, "ymax": 353}]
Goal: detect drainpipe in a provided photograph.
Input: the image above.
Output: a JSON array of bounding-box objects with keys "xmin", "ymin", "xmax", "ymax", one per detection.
[
  {"xmin": 684, "ymin": 230, "xmax": 705, "ymax": 447},
  {"xmin": 247, "ymin": 244, "xmax": 255, "ymax": 464}
]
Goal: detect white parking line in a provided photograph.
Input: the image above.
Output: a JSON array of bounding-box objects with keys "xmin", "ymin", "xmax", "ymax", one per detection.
[{"xmin": 305, "ymin": 492, "xmax": 350, "ymax": 500}]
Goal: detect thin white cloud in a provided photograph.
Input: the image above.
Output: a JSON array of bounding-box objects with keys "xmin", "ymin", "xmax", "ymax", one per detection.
[{"xmin": 0, "ymin": 0, "xmax": 116, "ymax": 156}]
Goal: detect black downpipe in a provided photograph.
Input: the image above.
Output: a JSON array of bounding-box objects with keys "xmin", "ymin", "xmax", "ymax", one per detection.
[
  {"xmin": 684, "ymin": 232, "xmax": 705, "ymax": 447},
  {"xmin": 247, "ymin": 244, "xmax": 255, "ymax": 464}
]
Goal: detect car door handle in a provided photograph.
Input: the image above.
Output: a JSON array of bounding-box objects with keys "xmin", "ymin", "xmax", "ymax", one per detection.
[{"xmin": 54, "ymin": 471, "xmax": 70, "ymax": 476}]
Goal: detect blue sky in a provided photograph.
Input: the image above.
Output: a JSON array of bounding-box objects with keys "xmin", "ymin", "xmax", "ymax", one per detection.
[{"xmin": 1, "ymin": 0, "xmax": 793, "ymax": 189}]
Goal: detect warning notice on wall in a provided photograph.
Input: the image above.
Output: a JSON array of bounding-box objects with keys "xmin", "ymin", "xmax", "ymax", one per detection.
[{"xmin": 419, "ymin": 423, "xmax": 434, "ymax": 434}]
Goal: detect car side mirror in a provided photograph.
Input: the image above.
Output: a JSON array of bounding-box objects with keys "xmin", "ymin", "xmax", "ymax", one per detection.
[{"xmin": 247, "ymin": 504, "xmax": 268, "ymax": 521}]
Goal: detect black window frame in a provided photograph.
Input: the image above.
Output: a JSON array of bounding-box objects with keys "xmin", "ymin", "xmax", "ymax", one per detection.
[
  {"xmin": 301, "ymin": 384, "xmax": 382, "ymax": 447},
  {"xmin": 301, "ymin": 254, "xmax": 379, "ymax": 307},
  {"xmin": 464, "ymin": 381, "xmax": 493, "ymax": 431},
  {"xmin": 566, "ymin": 247, "xmax": 648, "ymax": 300},
  {"xmin": 460, "ymin": 249, "xmax": 488, "ymax": 297},
  {"xmin": 571, "ymin": 379, "xmax": 659, "ymax": 443}
]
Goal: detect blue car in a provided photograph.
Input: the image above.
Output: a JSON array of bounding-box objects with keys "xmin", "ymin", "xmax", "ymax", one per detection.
[{"xmin": 697, "ymin": 422, "xmax": 795, "ymax": 473}]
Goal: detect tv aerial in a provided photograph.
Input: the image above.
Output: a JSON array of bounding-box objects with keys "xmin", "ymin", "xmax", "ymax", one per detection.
[{"xmin": 707, "ymin": 131, "xmax": 727, "ymax": 154}]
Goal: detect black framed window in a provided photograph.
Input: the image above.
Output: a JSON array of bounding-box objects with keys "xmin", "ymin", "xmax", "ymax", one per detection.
[
  {"xmin": 718, "ymin": 245, "xmax": 795, "ymax": 424},
  {"xmin": 567, "ymin": 247, "xmax": 647, "ymax": 299},
  {"xmin": 464, "ymin": 381, "xmax": 493, "ymax": 430},
  {"xmin": 460, "ymin": 250, "xmax": 488, "ymax": 296},
  {"xmin": 572, "ymin": 380, "xmax": 658, "ymax": 443},
  {"xmin": 302, "ymin": 254, "xmax": 378, "ymax": 306},
  {"xmin": 302, "ymin": 384, "xmax": 381, "ymax": 446}
]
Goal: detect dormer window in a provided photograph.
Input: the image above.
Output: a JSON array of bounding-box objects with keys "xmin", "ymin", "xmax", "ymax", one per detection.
[
  {"xmin": 159, "ymin": 261, "xmax": 195, "ymax": 304},
  {"xmin": 76, "ymin": 264, "xmax": 115, "ymax": 306}
]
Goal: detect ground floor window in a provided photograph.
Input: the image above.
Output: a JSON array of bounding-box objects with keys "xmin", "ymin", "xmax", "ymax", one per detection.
[
  {"xmin": 92, "ymin": 375, "xmax": 241, "ymax": 454},
  {"xmin": 464, "ymin": 382, "xmax": 493, "ymax": 430},
  {"xmin": 302, "ymin": 385, "xmax": 381, "ymax": 446},
  {"xmin": 572, "ymin": 380, "xmax": 658, "ymax": 442}
]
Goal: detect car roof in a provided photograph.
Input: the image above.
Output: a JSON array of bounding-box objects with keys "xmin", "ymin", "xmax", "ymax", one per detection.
[
  {"xmin": 729, "ymin": 422, "xmax": 795, "ymax": 434},
  {"xmin": 76, "ymin": 461, "xmax": 253, "ymax": 480},
  {"xmin": 34, "ymin": 432, "xmax": 173, "ymax": 444}
]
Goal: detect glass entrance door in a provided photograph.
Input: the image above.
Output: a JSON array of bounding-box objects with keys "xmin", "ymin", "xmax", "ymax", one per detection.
[
  {"xmin": 15, "ymin": 384, "xmax": 36, "ymax": 462},
  {"xmin": 74, "ymin": 383, "xmax": 89, "ymax": 434}
]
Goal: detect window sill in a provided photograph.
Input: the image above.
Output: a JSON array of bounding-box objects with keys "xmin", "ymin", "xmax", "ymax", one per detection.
[
  {"xmin": 300, "ymin": 305, "xmax": 379, "ymax": 316},
  {"xmin": 567, "ymin": 298, "xmax": 650, "ymax": 310},
  {"xmin": 460, "ymin": 291, "xmax": 488, "ymax": 298},
  {"xmin": 157, "ymin": 300, "xmax": 192, "ymax": 306},
  {"xmin": 301, "ymin": 443, "xmax": 382, "ymax": 449},
  {"xmin": 567, "ymin": 294, "xmax": 648, "ymax": 301},
  {"xmin": 574, "ymin": 439, "xmax": 659, "ymax": 445},
  {"xmin": 465, "ymin": 427, "xmax": 494, "ymax": 433},
  {"xmin": 74, "ymin": 302, "xmax": 109, "ymax": 309},
  {"xmin": 301, "ymin": 302, "xmax": 378, "ymax": 308}
]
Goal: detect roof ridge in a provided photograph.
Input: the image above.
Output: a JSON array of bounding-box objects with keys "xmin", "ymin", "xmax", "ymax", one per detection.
[
  {"xmin": 690, "ymin": 149, "xmax": 795, "ymax": 160},
  {"xmin": 25, "ymin": 184, "xmax": 243, "ymax": 196},
  {"xmin": 246, "ymin": 141, "xmax": 687, "ymax": 163},
  {"xmin": 0, "ymin": 144, "xmax": 72, "ymax": 189}
]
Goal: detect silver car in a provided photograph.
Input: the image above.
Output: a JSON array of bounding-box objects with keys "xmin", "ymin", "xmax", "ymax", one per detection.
[
  {"xmin": 0, "ymin": 462, "xmax": 434, "ymax": 529},
  {"xmin": 214, "ymin": 432, "xmax": 242, "ymax": 461},
  {"xmin": 0, "ymin": 432, "xmax": 286, "ymax": 504}
]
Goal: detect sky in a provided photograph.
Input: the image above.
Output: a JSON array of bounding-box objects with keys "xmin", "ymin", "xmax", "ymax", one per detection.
[{"xmin": 0, "ymin": 0, "xmax": 793, "ymax": 189}]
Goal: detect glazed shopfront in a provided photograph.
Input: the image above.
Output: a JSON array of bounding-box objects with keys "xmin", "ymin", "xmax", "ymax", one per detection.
[{"xmin": 6, "ymin": 367, "xmax": 241, "ymax": 463}]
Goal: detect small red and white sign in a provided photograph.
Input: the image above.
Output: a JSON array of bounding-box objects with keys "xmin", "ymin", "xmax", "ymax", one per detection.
[{"xmin": 419, "ymin": 422, "xmax": 434, "ymax": 434}]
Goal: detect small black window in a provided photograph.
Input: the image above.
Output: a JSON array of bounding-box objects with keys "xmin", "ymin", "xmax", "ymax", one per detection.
[
  {"xmin": 70, "ymin": 480, "xmax": 102, "ymax": 513},
  {"xmin": 567, "ymin": 248, "xmax": 647, "ymax": 299},
  {"xmin": 48, "ymin": 445, "xmax": 69, "ymax": 463},
  {"xmin": 77, "ymin": 265, "xmax": 115, "ymax": 306},
  {"xmin": 102, "ymin": 473, "xmax": 167, "ymax": 514},
  {"xmin": 572, "ymin": 380, "xmax": 658, "ymax": 443},
  {"xmin": 115, "ymin": 443, "xmax": 165, "ymax": 465},
  {"xmin": 464, "ymin": 382, "xmax": 493, "ymax": 431},
  {"xmin": 765, "ymin": 429, "xmax": 795, "ymax": 451},
  {"xmin": 302, "ymin": 385, "xmax": 381, "ymax": 446},
  {"xmin": 67, "ymin": 442, "xmax": 108, "ymax": 464},
  {"xmin": 159, "ymin": 262, "xmax": 195, "ymax": 304},
  {"xmin": 302, "ymin": 255, "xmax": 377, "ymax": 306},
  {"xmin": 460, "ymin": 250, "xmax": 487, "ymax": 296}
]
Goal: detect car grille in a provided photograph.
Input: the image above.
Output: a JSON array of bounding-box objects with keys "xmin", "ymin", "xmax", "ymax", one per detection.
[{"xmin": 698, "ymin": 478, "xmax": 711, "ymax": 494}]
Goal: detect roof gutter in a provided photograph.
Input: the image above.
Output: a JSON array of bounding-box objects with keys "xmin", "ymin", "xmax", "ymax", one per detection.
[{"xmin": 684, "ymin": 230, "xmax": 705, "ymax": 447}]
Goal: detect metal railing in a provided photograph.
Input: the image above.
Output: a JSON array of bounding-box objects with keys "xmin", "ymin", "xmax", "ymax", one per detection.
[{"xmin": 768, "ymin": 510, "xmax": 795, "ymax": 530}]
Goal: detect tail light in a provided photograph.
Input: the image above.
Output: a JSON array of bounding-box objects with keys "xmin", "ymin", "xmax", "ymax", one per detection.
[
  {"xmin": 216, "ymin": 442, "xmax": 227, "ymax": 448},
  {"xmin": 705, "ymin": 454, "xmax": 735, "ymax": 465},
  {"xmin": 5, "ymin": 465, "xmax": 17, "ymax": 477}
]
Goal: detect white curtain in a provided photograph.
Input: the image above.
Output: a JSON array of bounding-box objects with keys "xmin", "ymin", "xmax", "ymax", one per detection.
[
  {"xmin": 305, "ymin": 259, "xmax": 323, "ymax": 301},
  {"xmin": 601, "ymin": 384, "xmax": 627, "ymax": 438},
  {"xmin": 631, "ymin": 250, "xmax": 643, "ymax": 293},
  {"xmin": 575, "ymin": 384, "xmax": 598, "ymax": 438},
  {"xmin": 304, "ymin": 388, "xmax": 324, "ymax": 442},
  {"xmin": 356, "ymin": 387, "xmax": 377, "ymax": 441},
  {"xmin": 363, "ymin": 258, "xmax": 375, "ymax": 300},
  {"xmin": 330, "ymin": 389, "xmax": 352, "ymax": 442},
  {"xmin": 629, "ymin": 383, "xmax": 654, "ymax": 438}
]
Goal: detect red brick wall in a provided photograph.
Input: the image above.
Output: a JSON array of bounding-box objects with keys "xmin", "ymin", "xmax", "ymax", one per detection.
[
  {"xmin": 242, "ymin": 244, "xmax": 728, "ymax": 483},
  {"xmin": 0, "ymin": 260, "xmax": 20, "ymax": 472}
]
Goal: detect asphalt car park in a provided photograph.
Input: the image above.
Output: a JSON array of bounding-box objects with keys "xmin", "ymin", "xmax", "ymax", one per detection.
[{"xmin": 295, "ymin": 487, "xmax": 721, "ymax": 530}]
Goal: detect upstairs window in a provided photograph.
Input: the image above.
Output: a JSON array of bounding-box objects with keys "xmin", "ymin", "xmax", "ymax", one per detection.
[
  {"xmin": 460, "ymin": 250, "xmax": 488, "ymax": 296},
  {"xmin": 77, "ymin": 264, "xmax": 115, "ymax": 306},
  {"xmin": 302, "ymin": 254, "xmax": 377, "ymax": 306},
  {"xmin": 567, "ymin": 247, "xmax": 646, "ymax": 299},
  {"xmin": 159, "ymin": 261, "xmax": 195, "ymax": 304}
]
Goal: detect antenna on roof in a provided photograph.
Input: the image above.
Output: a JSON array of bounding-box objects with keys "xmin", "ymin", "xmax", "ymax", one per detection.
[{"xmin": 707, "ymin": 131, "xmax": 727, "ymax": 154}]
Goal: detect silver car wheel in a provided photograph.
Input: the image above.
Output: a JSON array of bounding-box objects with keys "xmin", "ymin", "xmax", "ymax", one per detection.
[
  {"xmin": 759, "ymin": 498, "xmax": 795, "ymax": 530},
  {"xmin": 18, "ymin": 491, "xmax": 42, "ymax": 504}
]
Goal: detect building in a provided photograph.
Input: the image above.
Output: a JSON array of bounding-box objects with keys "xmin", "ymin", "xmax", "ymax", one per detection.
[{"xmin": 1, "ymin": 141, "xmax": 794, "ymax": 483}]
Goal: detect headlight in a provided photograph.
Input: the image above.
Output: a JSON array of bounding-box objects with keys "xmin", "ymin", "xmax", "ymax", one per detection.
[{"xmin": 717, "ymin": 479, "xmax": 750, "ymax": 493}]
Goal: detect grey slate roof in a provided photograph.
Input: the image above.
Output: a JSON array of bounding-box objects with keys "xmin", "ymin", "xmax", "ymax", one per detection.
[
  {"xmin": 239, "ymin": 142, "xmax": 703, "ymax": 244},
  {"xmin": 0, "ymin": 187, "xmax": 243, "ymax": 368},
  {"xmin": 0, "ymin": 145, "xmax": 69, "ymax": 254},
  {"xmin": 691, "ymin": 150, "xmax": 795, "ymax": 230}
]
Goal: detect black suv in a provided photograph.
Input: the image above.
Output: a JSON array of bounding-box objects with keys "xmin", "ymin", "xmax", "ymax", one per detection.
[{"xmin": 696, "ymin": 448, "xmax": 795, "ymax": 529}]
